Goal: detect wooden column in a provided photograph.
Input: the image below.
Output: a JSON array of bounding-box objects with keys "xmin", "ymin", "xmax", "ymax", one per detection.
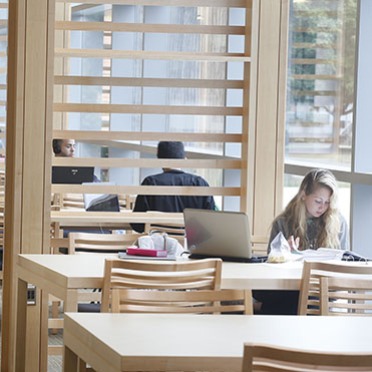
[
  {"xmin": 244, "ymin": 0, "xmax": 289, "ymax": 240},
  {"xmin": 1, "ymin": 0, "xmax": 54, "ymax": 371}
]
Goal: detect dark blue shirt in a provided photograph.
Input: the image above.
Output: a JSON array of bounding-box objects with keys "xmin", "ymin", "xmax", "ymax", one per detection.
[{"xmin": 131, "ymin": 170, "xmax": 216, "ymax": 233}]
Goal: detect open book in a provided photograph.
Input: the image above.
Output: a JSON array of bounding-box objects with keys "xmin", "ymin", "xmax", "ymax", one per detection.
[{"xmin": 83, "ymin": 182, "xmax": 120, "ymax": 212}]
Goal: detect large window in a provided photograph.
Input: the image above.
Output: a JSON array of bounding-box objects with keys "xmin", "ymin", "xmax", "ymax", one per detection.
[
  {"xmin": 286, "ymin": 0, "xmax": 357, "ymax": 170},
  {"xmin": 285, "ymin": 0, "xmax": 372, "ymax": 257}
]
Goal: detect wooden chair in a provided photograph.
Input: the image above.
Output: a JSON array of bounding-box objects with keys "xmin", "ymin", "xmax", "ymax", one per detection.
[
  {"xmin": 50, "ymin": 231, "xmax": 144, "ymax": 337},
  {"xmin": 68, "ymin": 232, "xmax": 144, "ymax": 308},
  {"xmin": 111, "ymin": 288, "xmax": 253, "ymax": 314},
  {"xmin": 144, "ymin": 222, "xmax": 185, "ymax": 245},
  {"xmin": 51, "ymin": 192, "xmax": 85, "ymax": 210},
  {"xmin": 251, "ymin": 235, "xmax": 268, "ymax": 257},
  {"xmin": 68, "ymin": 231, "xmax": 141, "ymax": 254},
  {"xmin": 80, "ymin": 258, "xmax": 223, "ymax": 372},
  {"xmin": 101, "ymin": 258, "xmax": 222, "ymax": 312},
  {"xmin": 298, "ymin": 261, "xmax": 372, "ymax": 315},
  {"xmin": 320, "ymin": 276, "xmax": 372, "ymax": 316},
  {"xmin": 242, "ymin": 343, "xmax": 372, "ymax": 372},
  {"xmin": 118, "ymin": 193, "xmax": 136, "ymax": 210}
]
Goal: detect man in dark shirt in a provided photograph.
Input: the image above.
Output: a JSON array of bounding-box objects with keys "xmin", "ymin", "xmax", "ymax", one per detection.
[{"xmin": 131, "ymin": 141, "xmax": 216, "ymax": 233}]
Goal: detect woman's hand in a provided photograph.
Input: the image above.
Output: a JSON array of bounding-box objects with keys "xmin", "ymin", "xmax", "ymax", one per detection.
[{"xmin": 288, "ymin": 235, "xmax": 300, "ymax": 252}]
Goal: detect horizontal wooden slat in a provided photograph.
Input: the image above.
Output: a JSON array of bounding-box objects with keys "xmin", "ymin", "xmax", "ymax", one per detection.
[
  {"xmin": 53, "ymin": 130, "xmax": 243, "ymax": 142},
  {"xmin": 48, "ymin": 319, "xmax": 64, "ymax": 329},
  {"xmin": 292, "ymin": 42, "xmax": 337, "ymax": 49},
  {"xmin": 52, "ymin": 157, "xmax": 242, "ymax": 169},
  {"xmin": 47, "ymin": 345, "xmax": 63, "ymax": 356},
  {"xmin": 55, "ymin": 48, "xmax": 251, "ymax": 62},
  {"xmin": 54, "ymin": 76, "xmax": 244, "ymax": 89},
  {"xmin": 293, "ymin": 27, "xmax": 338, "ymax": 33},
  {"xmin": 51, "ymin": 185, "xmax": 241, "ymax": 196},
  {"xmin": 55, "ymin": 21, "xmax": 246, "ymax": 35},
  {"xmin": 58, "ymin": 0, "xmax": 249, "ymax": 7},
  {"xmin": 291, "ymin": 74, "xmax": 340, "ymax": 80},
  {"xmin": 53, "ymin": 103, "xmax": 243, "ymax": 116},
  {"xmin": 294, "ymin": 10, "xmax": 338, "ymax": 17},
  {"xmin": 291, "ymin": 90, "xmax": 336, "ymax": 97},
  {"xmin": 291, "ymin": 58, "xmax": 336, "ymax": 65}
]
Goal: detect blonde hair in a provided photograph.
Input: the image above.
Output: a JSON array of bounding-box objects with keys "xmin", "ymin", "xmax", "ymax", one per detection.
[{"xmin": 274, "ymin": 169, "xmax": 341, "ymax": 249}]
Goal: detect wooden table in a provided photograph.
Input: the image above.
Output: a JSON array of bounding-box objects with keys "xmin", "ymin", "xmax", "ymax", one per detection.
[
  {"xmin": 15, "ymin": 254, "xmax": 304, "ymax": 371},
  {"xmin": 63, "ymin": 312, "xmax": 372, "ymax": 372}
]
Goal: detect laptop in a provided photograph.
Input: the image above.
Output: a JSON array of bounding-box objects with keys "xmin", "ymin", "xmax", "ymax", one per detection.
[
  {"xmin": 52, "ymin": 166, "xmax": 94, "ymax": 184},
  {"xmin": 184, "ymin": 209, "xmax": 265, "ymax": 263},
  {"xmin": 83, "ymin": 182, "xmax": 120, "ymax": 212}
]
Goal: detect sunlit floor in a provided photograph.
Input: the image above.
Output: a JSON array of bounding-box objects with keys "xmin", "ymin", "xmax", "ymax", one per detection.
[{"xmin": 48, "ymin": 330, "xmax": 63, "ymax": 372}]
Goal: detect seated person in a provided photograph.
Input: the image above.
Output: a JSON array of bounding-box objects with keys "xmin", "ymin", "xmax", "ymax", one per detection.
[
  {"xmin": 131, "ymin": 141, "xmax": 216, "ymax": 233},
  {"xmin": 52, "ymin": 138, "xmax": 100, "ymax": 182},
  {"xmin": 52, "ymin": 138, "xmax": 76, "ymax": 157},
  {"xmin": 254, "ymin": 168, "xmax": 349, "ymax": 315}
]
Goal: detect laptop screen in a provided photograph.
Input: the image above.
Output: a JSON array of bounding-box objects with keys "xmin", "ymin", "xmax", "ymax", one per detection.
[
  {"xmin": 52, "ymin": 166, "xmax": 94, "ymax": 184},
  {"xmin": 184, "ymin": 209, "xmax": 252, "ymax": 261},
  {"xmin": 83, "ymin": 182, "xmax": 120, "ymax": 212}
]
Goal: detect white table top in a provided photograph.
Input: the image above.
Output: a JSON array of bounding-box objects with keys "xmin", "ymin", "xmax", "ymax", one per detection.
[
  {"xmin": 64, "ymin": 312, "xmax": 372, "ymax": 372},
  {"xmin": 17, "ymin": 253, "xmax": 304, "ymax": 291}
]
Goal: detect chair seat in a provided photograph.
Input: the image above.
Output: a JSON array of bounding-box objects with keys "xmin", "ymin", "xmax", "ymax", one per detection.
[{"xmin": 77, "ymin": 303, "xmax": 101, "ymax": 313}]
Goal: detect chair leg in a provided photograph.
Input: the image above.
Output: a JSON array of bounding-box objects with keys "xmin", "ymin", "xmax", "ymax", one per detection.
[
  {"xmin": 79, "ymin": 358, "xmax": 96, "ymax": 372},
  {"xmin": 51, "ymin": 300, "xmax": 61, "ymax": 335}
]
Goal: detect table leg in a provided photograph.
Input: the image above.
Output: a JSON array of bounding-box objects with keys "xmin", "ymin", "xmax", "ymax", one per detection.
[
  {"xmin": 64, "ymin": 289, "xmax": 79, "ymax": 312},
  {"xmin": 63, "ymin": 345, "xmax": 78, "ymax": 372},
  {"xmin": 15, "ymin": 277, "xmax": 27, "ymax": 372}
]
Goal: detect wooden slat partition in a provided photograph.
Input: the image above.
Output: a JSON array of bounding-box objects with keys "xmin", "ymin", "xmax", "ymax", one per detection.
[{"xmin": 53, "ymin": 0, "xmax": 254, "ymax": 211}]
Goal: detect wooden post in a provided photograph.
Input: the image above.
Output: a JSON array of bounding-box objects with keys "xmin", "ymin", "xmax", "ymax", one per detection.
[{"xmin": 1, "ymin": 0, "xmax": 54, "ymax": 370}]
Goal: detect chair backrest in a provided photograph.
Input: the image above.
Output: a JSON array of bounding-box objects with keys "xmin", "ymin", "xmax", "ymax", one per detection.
[
  {"xmin": 52, "ymin": 193, "xmax": 85, "ymax": 210},
  {"xmin": 144, "ymin": 223, "xmax": 185, "ymax": 245},
  {"xmin": 101, "ymin": 258, "xmax": 222, "ymax": 312},
  {"xmin": 242, "ymin": 343, "xmax": 372, "ymax": 372},
  {"xmin": 298, "ymin": 261, "xmax": 372, "ymax": 315},
  {"xmin": 68, "ymin": 232, "xmax": 142, "ymax": 254},
  {"xmin": 320, "ymin": 276, "xmax": 372, "ymax": 316},
  {"xmin": 112, "ymin": 288, "xmax": 253, "ymax": 314}
]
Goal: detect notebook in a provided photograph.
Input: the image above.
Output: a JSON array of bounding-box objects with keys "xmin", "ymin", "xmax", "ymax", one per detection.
[
  {"xmin": 184, "ymin": 209, "xmax": 265, "ymax": 263},
  {"xmin": 52, "ymin": 166, "xmax": 94, "ymax": 184},
  {"xmin": 83, "ymin": 182, "xmax": 120, "ymax": 212},
  {"xmin": 118, "ymin": 252, "xmax": 177, "ymax": 261}
]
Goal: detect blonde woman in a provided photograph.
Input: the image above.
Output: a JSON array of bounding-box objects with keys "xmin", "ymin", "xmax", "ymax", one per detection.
[
  {"xmin": 254, "ymin": 169, "xmax": 349, "ymax": 315},
  {"xmin": 268, "ymin": 168, "xmax": 349, "ymax": 252}
]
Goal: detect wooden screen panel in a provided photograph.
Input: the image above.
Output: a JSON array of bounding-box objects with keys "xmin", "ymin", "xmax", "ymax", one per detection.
[{"xmin": 53, "ymin": 0, "xmax": 254, "ymax": 207}]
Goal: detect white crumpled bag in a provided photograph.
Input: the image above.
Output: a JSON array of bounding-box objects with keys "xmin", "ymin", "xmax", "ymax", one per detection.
[
  {"xmin": 267, "ymin": 232, "xmax": 292, "ymax": 263},
  {"xmin": 137, "ymin": 231, "xmax": 185, "ymax": 256}
]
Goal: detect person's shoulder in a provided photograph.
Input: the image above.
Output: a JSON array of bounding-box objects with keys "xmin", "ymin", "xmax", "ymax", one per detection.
[
  {"xmin": 141, "ymin": 173, "xmax": 162, "ymax": 184},
  {"xmin": 184, "ymin": 172, "xmax": 209, "ymax": 185},
  {"xmin": 273, "ymin": 214, "xmax": 287, "ymax": 225},
  {"xmin": 337, "ymin": 212, "xmax": 348, "ymax": 225}
]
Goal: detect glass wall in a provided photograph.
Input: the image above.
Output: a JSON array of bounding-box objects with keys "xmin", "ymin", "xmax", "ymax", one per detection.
[
  {"xmin": 285, "ymin": 0, "xmax": 372, "ymax": 257},
  {"xmin": 286, "ymin": 0, "xmax": 357, "ymax": 170},
  {"xmin": 285, "ymin": 0, "xmax": 358, "ymax": 229}
]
